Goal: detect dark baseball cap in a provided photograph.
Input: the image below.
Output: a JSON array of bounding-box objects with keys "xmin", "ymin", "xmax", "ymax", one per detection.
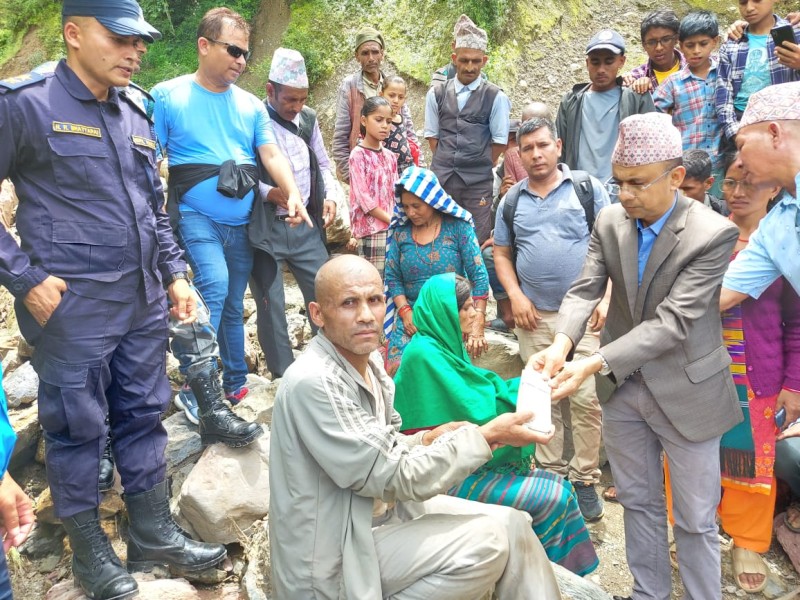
[
  {"xmin": 586, "ymin": 29, "xmax": 625, "ymax": 55},
  {"xmin": 62, "ymin": 0, "xmax": 161, "ymax": 42}
]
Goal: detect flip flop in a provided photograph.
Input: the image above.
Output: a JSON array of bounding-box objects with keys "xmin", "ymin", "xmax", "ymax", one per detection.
[
  {"xmin": 669, "ymin": 541, "xmax": 678, "ymax": 570},
  {"xmin": 785, "ymin": 503, "xmax": 800, "ymax": 533},
  {"xmin": 731, "ymin": 545, "xmax": 768, "ymax": 594},
  {"xmin": 485, "ymin": 318, "xmax": 510, "ymax": 333},
  {"xmin": 602, "ymin": 485, "xmax": 618, "ymax": 503}
]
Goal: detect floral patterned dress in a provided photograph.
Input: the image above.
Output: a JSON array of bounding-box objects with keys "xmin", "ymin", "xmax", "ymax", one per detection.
[{"xmin": 384, "ymin": 216, "xmax": 488, "ymax": 375}]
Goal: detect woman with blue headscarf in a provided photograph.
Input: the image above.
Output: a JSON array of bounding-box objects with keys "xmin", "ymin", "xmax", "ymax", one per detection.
[{"xmin": 384, "ymin": 167, "xmax": 489, "ymax": 375}]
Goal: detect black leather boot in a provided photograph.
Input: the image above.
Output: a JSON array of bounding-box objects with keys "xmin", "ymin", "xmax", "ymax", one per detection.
[
  {"xmin": 125, "ymin": 480, "xmax": 226, "ymax": 575},
  {"xmin": 98, "ymin": 433, "xmax": 115, "ymax": 492},
  {"xmin": 188, "ymin": 364, "xmax": 263, "ymax": 448},
  {"xmin": 62, "ymin": 508, "xmax": 138, "ymax": 600}
]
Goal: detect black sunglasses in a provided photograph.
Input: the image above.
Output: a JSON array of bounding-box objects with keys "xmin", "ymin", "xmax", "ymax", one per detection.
[{"xmin": 207, "ymin": 38, "xmax": 251, "ymax": 61}]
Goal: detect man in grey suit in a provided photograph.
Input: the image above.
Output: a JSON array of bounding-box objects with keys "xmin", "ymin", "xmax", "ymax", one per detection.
[{"xmin": 529, "ymin": 113, "xmax": 741, "ymax": 600}]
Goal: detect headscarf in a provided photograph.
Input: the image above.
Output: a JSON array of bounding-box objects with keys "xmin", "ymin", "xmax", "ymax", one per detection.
[
  {"xmin": 393, "ymin": 273, "xmax": 535, "ymax": 471},
  {"xmin": 383, "ymin": 166, "xmax": 473, "ymax": 335}
]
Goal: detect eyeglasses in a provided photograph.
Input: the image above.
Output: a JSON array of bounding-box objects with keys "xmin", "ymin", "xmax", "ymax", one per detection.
[
  {"xmin": 605, "ymin": 168, "xmax": 673, "ymax": 198},
  {"xmin": 643, "ymin": 35, "xmax": 678, "ymax": 49},
  {"xmin": 721, "ymin": 178, "xmax": 755, "ymax": 193},
  {"xmin": 206, "ymin": 38, "xmax": 251, "ymax": 61}
]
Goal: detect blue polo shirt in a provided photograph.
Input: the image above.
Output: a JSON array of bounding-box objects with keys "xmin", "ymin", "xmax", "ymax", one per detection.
[
  {"xmin": 151, "ymin": 75, "xmax": 276, "ymax": 226},
  {"xmin": 724, "ymin": 171, "xmax": 800, "ymax": 297},
  {"xmin": 494, "ymin": 165, "xmax": 610, "ymax": 311},
  {"xmin": 637, "ymin": 196, "xmax": 678, "ymax": 285}
]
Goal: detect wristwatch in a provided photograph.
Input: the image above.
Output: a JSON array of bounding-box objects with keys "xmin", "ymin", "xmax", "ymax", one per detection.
[
  {"xmin": 166, "ymin": 271, "xmax": 189, "ymax": 286},
  {"xmin": 593, "ymin": 351, "xmax": 612, "ymax": 376}
]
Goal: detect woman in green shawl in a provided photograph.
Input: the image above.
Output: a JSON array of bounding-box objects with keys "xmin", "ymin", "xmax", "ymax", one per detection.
[{"xmin": 394, "ymin": 272, "xmax": 599, "ymax": 576}]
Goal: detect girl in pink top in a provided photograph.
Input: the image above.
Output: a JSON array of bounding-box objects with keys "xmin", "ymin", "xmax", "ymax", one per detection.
[{"xmin": 348, "ymin": 96, "xmax": 397, "ymax": 278}]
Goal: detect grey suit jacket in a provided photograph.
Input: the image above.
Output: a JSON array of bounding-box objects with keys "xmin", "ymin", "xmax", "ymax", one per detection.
[{"xmin": 557, "ymin": 195, "xmax": 742, "ymax": 442}]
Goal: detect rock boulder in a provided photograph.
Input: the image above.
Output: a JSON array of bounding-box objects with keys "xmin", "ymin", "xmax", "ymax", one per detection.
[
  {"xmin": 3, "ymin": 360, "xmax": 38, "ymax": 407},
  {"xmin": 178, "ymin": 433, "xmax": 270, "ymax": 544}
]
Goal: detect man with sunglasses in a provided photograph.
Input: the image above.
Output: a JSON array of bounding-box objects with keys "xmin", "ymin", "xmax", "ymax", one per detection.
[
  {"xmin": 151, "ymin": 7, "xmax": 305, "ymax": 410},
  {"xmin": 529, "ymin": 113, "xmax": 740, "ymax": 600},
  {"xmin": 0, "ymin": 1, "xmax": 230, "ymax": 598}
]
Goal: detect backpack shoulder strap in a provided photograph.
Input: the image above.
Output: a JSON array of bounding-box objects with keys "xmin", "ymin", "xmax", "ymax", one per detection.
[
  {"xmin": 501, "ymin": 183, "xmax": 523, "ymax": 254},
  {"xmin": 570, "ymin": 170, "xmax": 596, "ymax": 233}
]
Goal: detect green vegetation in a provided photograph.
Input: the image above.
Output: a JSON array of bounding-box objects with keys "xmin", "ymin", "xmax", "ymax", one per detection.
[
  {"xmin": 279, "ymin": 0, "xmax": 514, "ymax": 87},
  {"xmin": 0, "ymin": 0, "xmax": 261, "ymax": 92},
  {"xmin": 0, "ymin": 0, "xmax": 62, "ymax": 68},
  {"xmin": 0, "ymin": 0, "xmax": 795, "ymax": 91}
]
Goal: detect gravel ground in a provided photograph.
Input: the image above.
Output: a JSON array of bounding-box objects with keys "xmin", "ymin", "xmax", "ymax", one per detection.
[{"xmin": 589, "ymin": 463, "xmax": 800, "ymax": 599}]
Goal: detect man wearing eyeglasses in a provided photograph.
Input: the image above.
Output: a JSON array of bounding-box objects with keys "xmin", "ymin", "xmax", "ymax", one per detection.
[
  {"xmin": 151, "ymin": 7, "xmax": 305, "ymax": 409},
  {"xmin": 623, "ymin": 9, "xmax": 686, "ymax": 95},
  {"xmin": 529, "ymin": 113, "xmax": 740, "ymax": 600}
]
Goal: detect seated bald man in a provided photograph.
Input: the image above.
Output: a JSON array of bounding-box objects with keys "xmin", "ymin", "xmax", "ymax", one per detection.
[{"xmin": 269, "ymin": 254, "xmax": 563, "ymax": 599}]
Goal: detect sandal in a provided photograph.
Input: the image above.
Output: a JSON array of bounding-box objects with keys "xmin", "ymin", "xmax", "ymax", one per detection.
[
  {"xmin": 669, "ymin": 541, "xmax": 678, "ymax": 570},
  {"xmin": 731, "ymin": 545, "xmax": 768, "ymax": 594},
  {"xmin": 602, "ymin": 485, "xmax": 618, "ymax": 503},
  {"xmin": 785, "ymin": 503, "xmax": 800, "ymax": 533}
]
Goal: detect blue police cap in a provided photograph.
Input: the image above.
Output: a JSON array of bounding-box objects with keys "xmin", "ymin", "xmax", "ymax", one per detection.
[{"xmin": 62, "ymin": 0, "xmax": 161, "ymax": 43}]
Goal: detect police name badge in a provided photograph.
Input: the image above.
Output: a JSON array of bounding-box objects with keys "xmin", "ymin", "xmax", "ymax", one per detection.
[
  {"xmin": 52, "ymin": 121, "xmax": 102, "ymax": 138},
  {"xmin": 131, "ymin": 135, "xmax": 157, "ymax": 150}
]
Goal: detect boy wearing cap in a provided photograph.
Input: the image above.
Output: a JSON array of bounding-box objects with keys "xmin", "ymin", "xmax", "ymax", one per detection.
[
  {"xmin": 425, "ymin": 14, "xmax": 511, "ymax": 246},
  {"xmin": 556, "ymin": 29, "xmax": 655, "ymax": 185},
  {"xmin": 249, "ymin": 47, "xmax": 342, "ymax": 378},
  {"xmin": 332, "ymin": 27, "xmax": 419, "ymax": 183},
  {"xmin": 530, "ymin": 113, "xmax": 740, "ymax": 600},
  {"xmin": 0, "ymin": 1, "xmax": 229, "ymax": 598}
]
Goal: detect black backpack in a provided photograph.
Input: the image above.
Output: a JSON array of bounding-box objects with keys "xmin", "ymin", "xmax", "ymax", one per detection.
[{"xmin": 501, "ymin": 171, "xmax": 595, "ymax": 261}]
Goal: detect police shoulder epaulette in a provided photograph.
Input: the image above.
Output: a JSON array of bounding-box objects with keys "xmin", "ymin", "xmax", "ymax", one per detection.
[
  {"xmin": 0, "ymin": 70, "xmax": 48, "ymax": 92},
  {"xmin": 124, "ymin": 81, "xmax": 154, "ymax": 102},
  {"xmin": 119, "ymin": 85, "xmax": 155, "ymax": 121}
]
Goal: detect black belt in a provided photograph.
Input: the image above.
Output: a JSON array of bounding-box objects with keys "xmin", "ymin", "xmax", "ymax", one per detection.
[{"xmin": 275, "ymin": 214, "xmax": 291, "ymax": 221}]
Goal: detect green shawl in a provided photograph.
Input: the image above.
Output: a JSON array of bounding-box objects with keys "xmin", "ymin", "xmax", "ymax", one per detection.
[{"xmin": 393, "ymin": 273, "xmax": 534, "ymax": 470}]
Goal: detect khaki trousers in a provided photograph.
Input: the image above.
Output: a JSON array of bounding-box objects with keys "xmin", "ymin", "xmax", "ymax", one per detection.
[
  {"xmin": 516, "ymin": 310, "xmax": 602, "ymax": 484},
  {"xmin": 377, "ymin": 495, "xmax": 562, "ymax": 600}
]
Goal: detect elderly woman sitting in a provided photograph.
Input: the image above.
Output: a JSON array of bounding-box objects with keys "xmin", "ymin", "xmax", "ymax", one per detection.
[
  {"xmin": 384, "ymin": 167, "xmax": 489, "ymax": 375},
  {"xmin": 393, "ymin": 272, "xmax": 599, "ymax": 576}
]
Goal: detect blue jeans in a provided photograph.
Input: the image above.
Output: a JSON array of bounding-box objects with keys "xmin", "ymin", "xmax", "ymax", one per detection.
[
  {"xmin": 776, "ymin": 436, "xmax": 800, "ymax": 497},
  {"xmin": 0, "ymin": 548, "xmax": 12, "ymax": 599},
  {"xmin": 481, "ymin": 245, "xmax": 508, "ymax": 301},
  {"xmin": 178, "ymin": 212, "xmax": 252, "ymax": 393}
]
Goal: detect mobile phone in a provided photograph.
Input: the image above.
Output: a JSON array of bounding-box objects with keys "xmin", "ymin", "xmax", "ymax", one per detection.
[
  {"xmin": 771, "ymin": 25, "xmax": 796, "ymax": 49},
  {"xmin": 776, "ymin": 407, "xmax": 787, "ymax": 428}
]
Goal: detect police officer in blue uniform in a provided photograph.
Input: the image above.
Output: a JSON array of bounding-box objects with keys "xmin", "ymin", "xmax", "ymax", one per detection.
[{"xmin": 0, "ymin": 2, "xmax": 227, "ymax": 598}]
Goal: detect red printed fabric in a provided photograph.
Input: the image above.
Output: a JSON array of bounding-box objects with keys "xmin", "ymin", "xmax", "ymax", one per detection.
[{"xmin": 348, "ymin": 144, "xmax": 398, "ymax": 239}]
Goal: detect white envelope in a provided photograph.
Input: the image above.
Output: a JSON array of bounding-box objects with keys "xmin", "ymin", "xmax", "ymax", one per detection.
[{"xmin": 517, "ymin": 367, "xmax": 552, "ymax": 433}]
